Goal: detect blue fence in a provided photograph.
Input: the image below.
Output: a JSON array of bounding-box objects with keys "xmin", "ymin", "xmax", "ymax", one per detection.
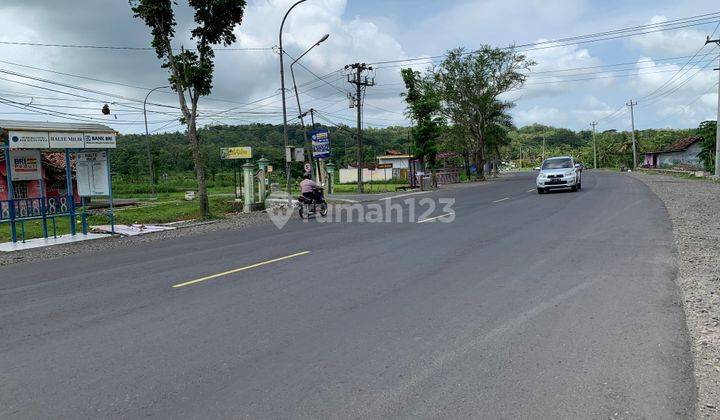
[
  {"xmin": 0, "ymin": 196, "xmax": 73, "ymax": 221},
  {"xmin": 1, "ymin": 195, "xmax": 79, "ymax": 242}
]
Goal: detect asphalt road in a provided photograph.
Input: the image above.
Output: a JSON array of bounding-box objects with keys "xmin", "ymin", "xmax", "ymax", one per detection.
[{"xmin": 0, "ymin": 171, "xmax": 695, "ymax": 419}]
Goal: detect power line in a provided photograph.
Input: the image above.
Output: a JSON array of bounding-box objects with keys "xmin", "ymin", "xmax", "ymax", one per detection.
[
  {"xmin": 367, "ymin": 12, "xmax": 720, "ymax": 67},
  {"xmin": 0, "ymin": 40, "xmax": 273, "ymax": 52}
]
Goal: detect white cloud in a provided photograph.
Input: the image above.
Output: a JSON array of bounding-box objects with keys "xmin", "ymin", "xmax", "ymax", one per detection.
[
  {"xmin": 519, "ymin": 41, "xmax": 610, "ymax": 99},
  {"xmin": 628, "ymin": 15, "xmax": 710, "ymax": 55},
  {"xmin": 515, "ymin": 106, "xmax": 563, "ymax": 126}
]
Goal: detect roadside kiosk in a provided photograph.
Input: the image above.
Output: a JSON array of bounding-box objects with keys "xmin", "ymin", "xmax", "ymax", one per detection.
[{"xmin": 0, "ymin": 120, "xmax": 117, "ymax": 243}]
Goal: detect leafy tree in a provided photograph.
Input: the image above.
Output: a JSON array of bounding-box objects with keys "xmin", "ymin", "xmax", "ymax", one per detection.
[
  {"xmin": 400, "ymin": 68, "xmax": 444, "ymax": 181},
  {"xmin": 434, "ymin": 46, "xmax": 533, "ymax": 179},
  {"xmin": 129, "ymin": 0, "xmax": 246, "ymax": 217},
  {"xmin": 697, "ymin": 120, "xmax": 717, "ymax": 172},
  {"xmin": 483, "ymin": 100, "xmax": 514, "ymax": 175}
]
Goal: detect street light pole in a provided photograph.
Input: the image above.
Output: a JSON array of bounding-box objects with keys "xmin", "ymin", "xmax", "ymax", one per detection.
[
  {"xmin": 144, "ymin": 85, "xmax": 169, "ymax": 200},
  {"xmin": 706, "ymin": 36, "xmax": 720, "ymax": 177},
  {"xmin": 289, "ymin": 34, "xmax": 330, "ymax": 182},
  {"xmin": 279, "ymin": 0, "xmax": 307, "ymax": 202}
]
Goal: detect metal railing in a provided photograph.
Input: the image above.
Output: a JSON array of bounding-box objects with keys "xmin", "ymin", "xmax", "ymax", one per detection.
[
  {"xmin": 0, "ymin": 196, "xmax": 72, "ymax": 222},
  {"xmin": 1, "ymin": 196, "xmax": 77, "ymax": 242}
]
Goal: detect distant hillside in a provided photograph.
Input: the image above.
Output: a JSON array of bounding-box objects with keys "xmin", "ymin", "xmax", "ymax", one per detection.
[
  {"xmin": 112, "ymin": 123, "xmax": 411, "ymax": 181},
  {"xmin": 112, "ymin": 122, "xmax": 709, "ymax": 180}
]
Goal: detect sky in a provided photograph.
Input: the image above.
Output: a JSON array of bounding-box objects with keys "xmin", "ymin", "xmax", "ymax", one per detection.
[{"xmin": 0, "ymin": 0, "xmax": 718, "ymax": 135}]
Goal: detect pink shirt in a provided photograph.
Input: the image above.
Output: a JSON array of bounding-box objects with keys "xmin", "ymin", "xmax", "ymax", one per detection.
[{"xmin": 300, "ymin": 179, "xmax": 319, "ymax": 193}]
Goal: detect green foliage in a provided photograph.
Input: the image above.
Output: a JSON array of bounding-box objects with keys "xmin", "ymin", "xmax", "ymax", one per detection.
[
  {"xmin": 433, "ymin": 46, "xmax": 534, "ymax": 178},
  {"xmin": 400, "ymin": 68, "xmax": 443, "ymax": 169},
  {"xmin": 697, "ymin": 120, "xmax": 717, "ymax": 172},
  {"xmin": 130, "ymin": 0, "xmax": 245, "ymax": 96},
  {"xmin": 112, "ymin": 123, "xmax": 413, "ymax": 189}
]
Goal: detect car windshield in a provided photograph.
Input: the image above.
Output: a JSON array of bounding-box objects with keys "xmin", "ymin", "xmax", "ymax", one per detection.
[{"xmin": 542, "ymin": 158, "xmax": 573, "ymax": 170}]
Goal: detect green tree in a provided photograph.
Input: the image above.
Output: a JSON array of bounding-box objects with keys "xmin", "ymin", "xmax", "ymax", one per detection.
[
  {"xmin": 129, "ymin": 0, "xmax": 246, "ymax": 217},
  {"xmin": 400, "ymin": 68, "xmax": 444, "ymax": 181},
  {"xmin": 434, "ymin": 46, "xmax": 533, "ymax": 179},
  {"xmin": 697, "ymin": 120, "xmax": 717, "ymax": 172},
  {"xmin": 483, "ymin": 100, "xmax": 514, "ymax": 175}
]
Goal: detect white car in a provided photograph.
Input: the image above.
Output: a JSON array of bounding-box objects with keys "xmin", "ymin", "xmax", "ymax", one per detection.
[{"xmin": 536, "ymin": 156, "xmax": 582, "ymax": 194}]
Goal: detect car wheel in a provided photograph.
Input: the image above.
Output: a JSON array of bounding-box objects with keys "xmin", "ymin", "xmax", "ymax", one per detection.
[
  {"xmin": 537, "ymin": 188, "xmax": 544, "ymax": 194},
  {"xmin": 571, "ymin": 185, "xmax": 578, "ymax": 192}
]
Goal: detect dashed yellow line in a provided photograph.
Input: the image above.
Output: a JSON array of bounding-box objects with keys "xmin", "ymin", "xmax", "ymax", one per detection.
[{"xmin": 172, "ymin": 251, "xmax": 311, "ymax": 288}]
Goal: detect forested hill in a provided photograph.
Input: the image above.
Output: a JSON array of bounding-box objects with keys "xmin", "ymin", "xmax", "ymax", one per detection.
[
  {"xmin": 112, "ymin": 123, "xmax": 412, "ymax": 181},
  {"xmin": 111, "ymin": 122, "xmax": 715, "ymax": 180}
]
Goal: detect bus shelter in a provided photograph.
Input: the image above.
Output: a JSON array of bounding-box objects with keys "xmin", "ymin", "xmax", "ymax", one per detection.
[{"xmin": 0, "ymin": 120, "xmax": 117, "ymax": 243}]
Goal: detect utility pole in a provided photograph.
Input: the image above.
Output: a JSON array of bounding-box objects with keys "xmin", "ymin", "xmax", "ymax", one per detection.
[
  {"xmin": 519, "ymin": 143, "xmax": 523, "ymax": 169},
  {"xmin": 345, "ymin": 63, "xmax": 375, "ymax": 193},
  {"xmin": 590, "ymin": 121, "xmax": 598, "ymax": 169},
  {"xmin": 627, "ymin": 100, "xmax": 638, "ymax": 169},
  {"xmin": 706, "ymin": 36, "xmax": 720, "ymax": 177}
]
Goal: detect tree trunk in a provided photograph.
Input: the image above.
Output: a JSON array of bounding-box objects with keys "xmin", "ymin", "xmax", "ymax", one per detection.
[
  {"xmin": 494, "ymin": 144, "xmax": 501, "ymax": 176},
  {"xmin": 187, "ymin": 120, "xmax": 209, "ymax": 218},
  {"xmin": 474, "ymin": 148, "xmax": 486, "ymax": 181},
  {"xmin": 463, "ymin": 152, "xmax": 471, "ymax": 178}
]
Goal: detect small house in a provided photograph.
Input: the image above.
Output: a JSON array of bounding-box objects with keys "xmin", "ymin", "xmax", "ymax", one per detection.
[{"xmin": 643, "ymin": 136, "xmax": 703, "ymax": 170}]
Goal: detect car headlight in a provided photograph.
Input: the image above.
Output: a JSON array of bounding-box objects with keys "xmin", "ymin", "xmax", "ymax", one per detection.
[
  {"xmin": 537, "ymin": 173, "xmax": 546, "ymax": 179},
  {"xmin": 564, "ymin": 171, "xmax": 575, "ymax": 177}
]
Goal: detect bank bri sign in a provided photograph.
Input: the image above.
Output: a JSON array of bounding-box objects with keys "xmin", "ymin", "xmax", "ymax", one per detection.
[{"xmin": 8, "ymin": 131, "xmax": 116, "ymax": 149}]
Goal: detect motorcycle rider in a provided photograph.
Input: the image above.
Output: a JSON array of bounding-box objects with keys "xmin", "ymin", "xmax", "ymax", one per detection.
[{"xmin": 300, "ymin": 173, "xmax": 323, "ymax": 204}]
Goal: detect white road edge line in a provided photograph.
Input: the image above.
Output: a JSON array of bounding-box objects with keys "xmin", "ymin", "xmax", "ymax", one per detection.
[
  {"xmin": 527, "ymin": 188, "xmax": 535, "ymax": 193},
  {"xmin": 379, "ymin": 191, "xmax": 430, "ymax": 201},
  {"xmin": 417, "ymin": 213, "xmax": 455, "ymax": 223},
  {"xmin": 492, "ymin": 197, "xmax": 510, "ymax": 203}
]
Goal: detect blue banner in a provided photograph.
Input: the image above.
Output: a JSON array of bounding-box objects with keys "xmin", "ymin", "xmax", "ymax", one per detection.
[{"xmin": 311, "ymin": 129, "xmax": 330, "ymax": 159}]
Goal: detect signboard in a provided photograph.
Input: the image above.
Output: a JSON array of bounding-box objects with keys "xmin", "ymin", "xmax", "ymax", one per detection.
[
  {"xmin": 8, "ymin": 130, "xmax": 116, "ymax": 149},
  {"xmin": 84, "ymin": 133, "xmax": 116, "ymax": 149},
  {"xmin": 76, "ymin": 151, "xmax": 110, "ymax": 196},
  {"xmin": 285, "ymin": 146, "xmax": 305, "ymax": 162},
  {"xmin": 9, "ymin": 131, "xmax": 50, "ymax": 149},
  {"xmin": 377, "ymin": 163, "xmax": 393, "ymax": 169},
  {"xmin": 221, "ymin": 147, "xmax": 252, "ymax": 160},
  {"xmin": 49, "ymin": 132, "xmax": 85, "ymax": 149},
  {"xmin": 10, "ymin": 149, "xmax": 42, "ymax": 181},
  {"xmin": 267, "ymin": 165, "xmax": 273, "ymax": 173},
  {"xmin": 311, "ymin": 129, "xmax": 330, "ymax": 159}
]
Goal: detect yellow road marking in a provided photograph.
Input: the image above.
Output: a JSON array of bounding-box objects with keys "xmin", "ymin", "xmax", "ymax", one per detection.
[
  {"xmin": 172, "ymin": 251, "xmax": 311, "ymax": 288},
  {"xmin": 417, "ymin": 212, "xmax": 455, "ymax": 223},
  {"xmin": 492, "ymin": 197, "xmax": 510, "ymax": 203}
]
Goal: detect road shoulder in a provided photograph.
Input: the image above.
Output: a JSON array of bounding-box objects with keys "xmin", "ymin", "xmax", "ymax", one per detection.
[
  {"xmin": 0, "ymin": 212, "xmax": 271, "ymax": 268},
  {"xmin": 631, "ymin": 172, "xmax": 720, "ymax": 418}
]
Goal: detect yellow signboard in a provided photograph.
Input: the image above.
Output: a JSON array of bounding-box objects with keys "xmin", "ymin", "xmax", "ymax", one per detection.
[{"xmin": 221, "ymin": 147, "xmax": 252, "ymax": 160}]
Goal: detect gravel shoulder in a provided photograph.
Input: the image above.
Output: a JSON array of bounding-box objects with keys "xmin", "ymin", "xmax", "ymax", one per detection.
[
  {"xmin": 631, "ymin": 172, "xmax": 720, "ymax": 418},
  {"xmin": 0, "ymin": 211, "xmax": 273, "ymax": 267}
]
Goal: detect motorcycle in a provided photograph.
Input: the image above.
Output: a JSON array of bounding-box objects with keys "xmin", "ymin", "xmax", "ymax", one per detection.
[{"xmin": 298, "ymin": 187, "xmax": 328, "ymax": 219}]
